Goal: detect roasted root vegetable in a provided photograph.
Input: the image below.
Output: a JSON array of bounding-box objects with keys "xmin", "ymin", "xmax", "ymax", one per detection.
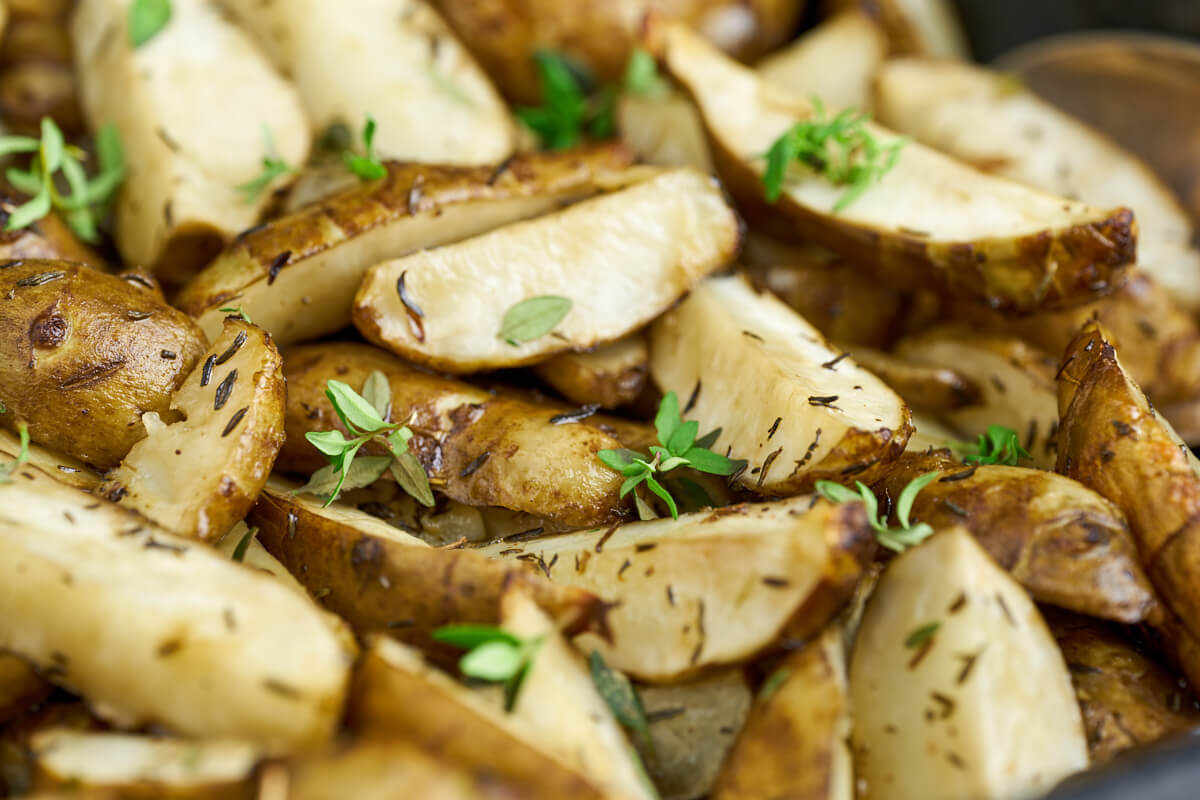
[
  {"xmin": 0, "ymin": 195, "xmax": 105, "ymax": 266},
  {"xmin": 845, "ymin": 345, "xmax": 980, "ymax": 413},
  {"xmin": 0, "ymin": 427, "xmax": 102, "ymax": 492},
  {"xmin": 353, "ymin": 167, "xmax": 740, "ymax": 373},
  {"xmin": 617, "ymin": 90, "xmax": 714, "ymax": 171},
  {"xmin": 654, "ymin": 20, "xmax": 1136, "ymax": 313},
  {"xmin": 850, "ymin": 528, "xmax": 1088, "ymax": 800},
  {"xmin": 475, "ymin": 495, "xmax": 873, "ymax": 682},
  {"xmin": 0, "ymin": 260, "xmax": 206, "ymax": 469},
  {"xmin": 99, "ymin": 318, "xmax": 285, "ymax": 541},
  {"xmin": 649, "ymin": 274, "xmax": 912, "ymax": 494},
  {"xmin": 532, "ymin": 334, "xmax": 649, "ymax": 410},
  {"xmin": 826, "ymin": 0, "xmax": 970, "ymax": 58},
  {"xmin": 0, "ymin": 654, "xmax": 50, "ymax": 727}
]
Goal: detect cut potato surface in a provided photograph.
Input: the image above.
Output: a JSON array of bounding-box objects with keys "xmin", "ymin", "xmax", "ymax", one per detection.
[
  {"xmin": 532, "ymin": 334, "xmax": 649, "ymax": 409},
  {"xmin": 846, "ymin": 344, "xmax": 980, "ymax": 413},
  {"xmin": 354, "ymin": 167, "xmax": 740, "ymax": 372},
  {"xmin": 71, "ymin": 0, "xmax": 311, "ymax": 285},
  {"xmin": 649, "ymin": 274, "xmax": 911, "ymax": 494},
  {"xmin": 0, "ymin": 469, "xmax": 352, "ymax": 751},
  {"xmin": 100, "ymin": 319, "xmax": 285, "ymax": 542},
  {"xmin": 654, "ymin": 21, "xmax": 1136, "ymax": 312},
  {"xmin": 850, "ymin": 528, "xmax": 1087, "ymax": 800},
  {"xmin": 177, "ymin": 144, "xmax": 635, "ymax": 347},
  {"xmin": 875, "ymin": 57, "xmax": 1200, "ymax": 312},
  {"xmin": 0, "ymin": 429, "xmax": 102, "ymax": 492},
  {"xmin": 475, "ymin": 495, "xmax": 873, "ymax": 682},
  {"xmin": 617, "ymin": 90, "xmax": 714, "ymax": 171}
]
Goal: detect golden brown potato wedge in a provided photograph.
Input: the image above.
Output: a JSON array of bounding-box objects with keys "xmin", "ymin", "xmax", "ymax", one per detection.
[
  {"xmin": 904, "ymin": 411, "xmax": 961, "ymax": 454},
  {"xmin": 0, "ymin": 199, "xmax": 105, "ymax": 266},
  {"xmin": 99, "ymin": 319, "xmax": 285, "ymax": 541},
  {"xmin": 893, "ymin": 324, "xmax": 1060, "ymax": 469},
  {"xmin": 349, "ymin": 636, "xmax": 612, "ymax": 800},
  {"xmin": 825, "ymin": 0, "xmax": 970, "ymax": 57},
  {"xmin": 1045, "ymin": 609, "xmax": 1200, "ymax": 766},
  {"xmin": 353, "ymin": 167, "xmax": 740, "ymax": 373},
  {"xmin": 176, "ymin": 144, "xmax": 634, "ymax": 347},
  {"xmin": 29, "ymin": 730, "xmax": 259, "ymax": 800},
  {"xmin": 0, "ymin": 62, "xmax": 80, "ymax": 137},
  {"xmin": 875, "ymin": 57, "xmax": 1200, "ymax": 312},
  {"xmin": 654, "ymin": 21, "xmax": 1135, "ymax": 313},
  {"xmin": 0, "ymin": 428, "xmax": 102, "ymax": 492},
  {"xmin": 532, "ymin": 334, "xmax": 649, "ymax": 409},
  {"xmin": 0, "ymin": 654, "xmax": 50, "ymax": 727},
  {"xmin": 713, "ymin": 626, "xmax": 852, "ymax": 800},
  {"xmin": 850, "ymin": 528, "xmax": 1087, "ymax": 800},
  {"xmin": 0, "ymin": 469, "xmax": 352, "ymax": 751},
  {"xmin": 475, "ymin": 495, "xmax": 873, "ymax": 682},
  {"xmin": 249, "ymin": 480, "xmax": 602, "ymax": 660},
  {"xmin": 877, "ymin": 450, "xmax": 1156, "ymax": 623},
  {"xmin": 649, "ymin": 274, "xmax": 912, "ymax": 494},
  {"xmin": 71, "ymin": 0, "xmax": 312, "ymax": 285},
  {"xmin": 845, "ymin": 345, "xmax": 980, "ymax": 413},
  {"xmin": 0, "ymin": 260, "xmax": 206, "ymax": 469},
  {"xmin": 279, "ymin": 343, "xmax": 629, "ymax": 528},
  {"xmin": 0, "ymin": 701, "xmax": 101, "ymax": 798},
  {"xmin": 617, "ymin": 90, "xmax": 714, "ymax": 171},
  {"xmin": 756, "ymin": 10, "xmax": 888, "ymax": 110}
]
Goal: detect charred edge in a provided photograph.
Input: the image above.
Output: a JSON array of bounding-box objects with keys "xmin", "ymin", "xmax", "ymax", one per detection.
[
  {"xmin": 821, "ymin": 352, "xmax": 850, "ymax": 370},
  {"xmin": 267, "ymin": 251, "xmax": 291, "ymax": 285},
  {"xmin": 222, "ymin": 407, "xmax": 249, "ymax": 437},
  {"xmin": 504, "ymin": 527, "xmax": 544, "ymax": 543},
  {"xmin": 15, "ymin": 271, "xmax": 65, "ymax": 288},
  {"xmin": 160, "ymin": 350, "xmax": 176, "ymax": 360},
  {"xmin": 235, "ymin": 222, "xmax": 268, "ymax": 243},
  {"xmin": 215, "ymin": 331, "xmax": 247, "ymax": 366},
  {"xmin": 940, "ymin": 467, "xmax": 976, "ymax": 483},
  {"xmin": 200, "ymin": 355, "xmax": 216, "ymax": 387},
  {"xmin": 684, "ymin": 380, "xmax": 701, "ymax": 414},
  {"xmin": 214, "ymin": 370, "xmax": 238, "ymax": 411},
  {"xmin": 487, "ymin": 155, "xmax": 514, "ymax": 186},
  {"xmin": 459, "ymin": 451, "xmax": 491, "ymax": 478},
  {"xmin": 550, "ymin": 404, "xmax": 601, "ymax": 425}
]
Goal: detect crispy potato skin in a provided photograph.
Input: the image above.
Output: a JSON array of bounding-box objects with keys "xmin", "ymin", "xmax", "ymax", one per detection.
[
  {"xmin": 531, "ymin": 335, "xmax": 649, "ymax": 410},
  {"xmin": 878, "ymin": 450, "xmax": 1155, "ymax": 623},
  {"xmin": 1045, "ymin": 609, "xmax": 1200, "ymax": 765},
  {"xmin": 847, "ymin": 346, "xmax": 980, "ymax": 413},
  {"xmin": 0, "ymin": 653, "xmax": 51, "ymax": 726},
  {"xmin": 0, "ymin": 200, "xmax": 105, "ymax": 267},
  {"xmin": 0, "ymin": 260, "xmax": 206, "ymax": 468},
  {"xmin": 433, "ymin": 0, "xmax": 803, "ymax": 103},
  {"xmin": 280, "ymin": 343, "xmax": 627, "ymax": 528}
]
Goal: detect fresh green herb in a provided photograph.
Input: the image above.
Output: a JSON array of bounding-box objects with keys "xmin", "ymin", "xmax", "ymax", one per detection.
[
  {"xmin": 953, "ymin": 424, "xmax": 1031, "ymax": 466},
  {"xmin": 129, "ymin": 0, "xmax": 172, "ymax": 48},
  {"xmin": 343, "ymin": 115, "xmax": 387, "ymax": 181},
  {"xmin": 0, "ymin": 422, "xmax": 30, "ymax": 484},
  {"xmin": 758, "ymin": 666, "xmax": 792, "ymax": 701},
  {"xmin": 815, "ymin": 471, "xmax": 938, "ymax": 553},
  {"xmin": 589, "ymin": 651, "xmax": 652, "ymax": 750},
  {"xmin": 236, "ymin": 127, "xmax": 292, "ymax": 203},
  {"xmin": 433, "ymin": 624, "xmax": 543, "ymax": 711},
  {"xmin": 515, "ymin": 51, "xmax": 615, "ymax": 151},
  {"xmin": 623, "ymin": 48, "xmax": 668, "ymax": 98},
  {"xmin": 597, "ymin": 392, "xmax": 745, "ymax": 520},
  {"xmin": 1, "ymin": 118, "xmax": 126, "ymax": 242},
  {"xmin": 230, "ymin": 526, "xmax": 258, "ymax": 562},
  {"xmin": 905, "ymin": 621, "xmax": 941, "ymax": 649},
  {"xmin": 761, "ymin": 97, "xmax": 906, "ymax": 211},
  {"xmin": 498, "ymin": 295, "xmax": 572, "ymax": 346},
  {"xmin": 295, "ymin": 371, "xmax": 433, "ymax": 507},
  {"xmin": 217, "ymin": 305, "xmax": 253, "ymax": 324}
]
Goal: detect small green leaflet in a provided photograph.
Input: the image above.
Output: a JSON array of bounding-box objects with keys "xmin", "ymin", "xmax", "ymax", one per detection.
[
  {"xmin": 758, "ymin": 666, "xmax": 792, "ymax": 701},
  {"xmin": 905, "ymin": 621, "xmax": 941, "ymax": 649},
  {"xmin": 218, "ymin": 306, "xmax": 253, "ymax": 324},
  {"xmin": 432, "ymin": 624, "xmax": 543, "ymax": 711},
  {"xmin": 761, "ymin": 96, "xmax": 906, "ymax": 212},
  {"xmin": 0, "ymin": 422, "xmax": 30, "ymax": 484},
  {"xmin": 230, "ymin": 526, "xmax": 258, "ymax": 563},
  {"xmin": 623, "ymin": 48, "xmax": 668, "ymax": 98},
  {"xmin": 498, "ymin": 295, "xmax": 572, "ymax": 346},
  {"xmin": 515, "ymin": 51, "xmax": 615, "ymax": 151},
  {"xmin": 293, "ymin": 455, "xmax": 393, "ymax": 499},
  {"xmin": 236, "ymin": 127, "xmax": 292, "ymax": 203},
  {"xmin": 955, "ymin": 424, "xmax": 1031, "ymax": 466},
  {"xmin": 129, "ymin": 0, "xmax": 172, "ymax": 48},
  {"xmin": 343, "ymin": 115, "xmax": 387, "ymax": 181},
  {"xmin": 814, "ymin": 471, "xmax": 938, "ymax": 553},
  {"xmin": 589, "ymin": 651, "xmax": 652, "ymax": 750},
  {"xmin": 361, "ymin": 370, "xmax": 390, "ymax": 419}
]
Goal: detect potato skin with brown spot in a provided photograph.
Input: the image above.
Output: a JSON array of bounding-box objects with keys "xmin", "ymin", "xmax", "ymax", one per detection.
[
  {"xmin": 279, "ymin": 343, "xmax": 627, "ymax": 528},
  {"xmin": 0, "ymin": 260, "xmax": 206, "ymax": 468}
]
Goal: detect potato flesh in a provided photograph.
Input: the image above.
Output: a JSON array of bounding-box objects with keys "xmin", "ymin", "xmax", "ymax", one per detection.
[
  {"xmin": 475, "ymin": 496, "xmax": 872, "ymax": 682},
  {"xmin": 617, "ymin": 91, "xmax": 714, "ymax": 171},
  {"xmin": 353, "ymin": 167, "xmax": 739, "ymax": 373},
  {"xmin": 0, "ymin": 430, "xmax": 102, "ymax": 492},
  {"xmin": 71, "ymin": 0, "xmax": 310, "ymax": 282},
  {"xmin": 0, "ymin": 470, "xmax": 351, "ymax": 751},
  {"xmin": 650, "ymin": 274, "xmax": 911, "ymax": 493},
  {"xmin": 851, "ymin": 528, "xmax": 1087, "ymax": 800},
  {"xmin": 532, "ymin": 334, "xmax": 649, "ymax": 409}
]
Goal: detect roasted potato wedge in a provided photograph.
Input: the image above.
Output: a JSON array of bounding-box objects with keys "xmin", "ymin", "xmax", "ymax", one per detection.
[
  {"xmin": 71, "ymin": 0, "xmax": 312, "ymax": 285},
  {"xmin": 617, "ymin": 90, "xmax": 714, "ymax": 172},
  {"xmin": 532, "ymin": 334, "xmax": 649, "ymax": 409},
  {"xmin": 654, "ymin": 21, "xmax": 1135, "ymax": 313},
  {"xmin": 0, "ymin": 653, "xmax": 50, "ymax": 727},
  {"xmin": 30, "ymin": 730, "xmax": 259, "ymax": 799},
  {"xmin": 0, "ymin": 469, "xmax": 352, "ymax": 751},
  {"xmin": 878, "ymin": 450, "xmax": 1156, "ymax": 623},
  {"xmin": 279, "ymin": 342, "xmax": 629, "ymax": 527},
  {"xmin": 905, "ymin": 410, "xmax": 960, "ymax": 454},
  {"xmin": 176, "ymin": 145, "xmax": 634, "ymax": 346},
  {"xmin": 354, "ymin": 167, "xmax": 739, "ymax": 373},
  {"xmin": 893, "ymin": 324, "xmax": 1060, "ymax": 469},
  {"xmin": 846, "ymin": 345, "xmax": 980, "ymax": 413},
  {"xmin": 249, "ymin": 480, "xmax": 601, "ymax": 659},
  {"xmin": 649, "ymin": 274, "xmax": 912, "ymax": 494},
  {"xmin": 0, "ymin": 701, "xmax": 101, "ymax": 797},
  {"xmin": 1045, "ymin": 609, "xmax": 1200, "ymax": 765},
  {"xmin": 432, "ymin": 0, "xmax": 804, "ymax": 104},
  {"xmin": 476, "ymin": 495, "xmax": 873, "ymax": 682},
  {"xmin": 0, "ymin": 197, "xmax": 104, "ymax": 266},
  {"xmin": 713, "ymin": 626, "xmax": 852, "ymax": 800},
  {"xmin": 850, "ymin": 528, "xmax": 1088, "ymax": 800},
  {"xmin": 756, "ymin": 10, "xmax": 888, "ymax": 110},
  {"xmin": 0, "ymin": 428, "xmax": 102, "ymax": 491},
  {"xmin": 875, "ymin": 57, "xmax": 1200, "ymax": 312},
  {"xmin": 826, "ymin": 0, "xmax": 969, "ymax": 57},
  {"xmin": 99, "ymin": 319, "xmax": 285, "ymax": 541},
  {"xmin": 349, "ymin": 636, "xmax": 612, "ymax": 800},
  {"xmin": 0, "ymin": 260, "xmax": 206, "ymax": 469}
]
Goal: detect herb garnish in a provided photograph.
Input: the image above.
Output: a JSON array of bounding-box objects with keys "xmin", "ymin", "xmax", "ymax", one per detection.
[
  {"xmin": 433, "ymin": 624, "xmax": 544, "ymax": 711},
  {"xmin": 905, "ymin": 621, "xmax": 941, "ymax": 648},
  {"xmin": 0, "ymin": 422, "xmax": 30, "ymax": 484},
  {"xmin": 343, "ymin": 115, "xmax": 387, "ymax": 181},
  {"xmin": 295, "ymin": 371, "xmax": 433, "ymax": 507},
  {"xmin": 217, "ymin": 306, "xmax": 253, "ymax": 324},
  {"xmin": 815, "ymin": 471, "xmax": 939, "ymax": 552},
  {"xmin": 761, "ymin": 97, "xmax": 906, "ymax": 211},
  {"xmin": 129, "ymin": 0, "xmax": 172, "ymax": 48},
  {"xmin": 1, "ymin": 118, "xmax": 125, "ymax": 242},
  {"xmin": 230, "ymin": 526, "xmax": 258, "ymax": 562},
  {"xmin": 515, "ymin": 51, "xmax": 615, "ymax": 151},
  {"xmin": 498, "ymin": 295, "xmax": 572, "ymax": 346},
  {"xmin": 589, "ymin": 651, "xmax": 652, "ymax": 750},
  {"xmin": 953, "ymin": 424, "xmax": 1031, "ymax": 466},
  {"xmin": 623, "ymin": 48, "xmax": 668, "ymax": 97},
  {"xmin": 236, "ymin": 127, "xmax": 292, "ymax": 203},
  {"xmin": 597, "ymin": 392, "xmax": 745, "ymax": 520}
]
